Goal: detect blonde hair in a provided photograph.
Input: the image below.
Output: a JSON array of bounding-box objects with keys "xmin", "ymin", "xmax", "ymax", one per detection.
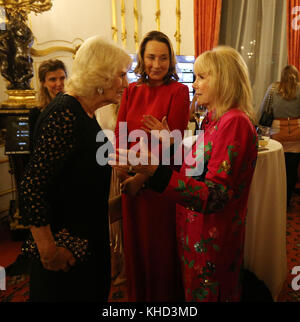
[
  {"xmin": 134, "ymin": 30, "xmax": 178, "ymax": 85},
  {"xmin": 65, "ymin": 35, "xmax": 132, "ymax": 98},
  {"xmin": 277, "ymin": 65, "xmax": 299, "ymax": 100},
  {"xmin": 194, "ymin": 46, "xmax": 255, "ymax": 123}
]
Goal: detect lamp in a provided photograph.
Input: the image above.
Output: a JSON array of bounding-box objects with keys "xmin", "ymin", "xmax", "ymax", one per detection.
[{"xmin": 0, "ymin": 0, "xmax": 52, "ymax": 108}]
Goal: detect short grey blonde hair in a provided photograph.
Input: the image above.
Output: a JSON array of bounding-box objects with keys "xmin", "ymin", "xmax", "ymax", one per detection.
[
  {"xmin": 65, "ymin": 35, "xmax": 132, "ymax": 98},
  {"xmin": 194, "ymin": 46, "xmax": 255, "ymax": 123}
]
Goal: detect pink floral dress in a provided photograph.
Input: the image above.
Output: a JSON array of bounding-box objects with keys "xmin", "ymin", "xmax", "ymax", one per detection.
[{"xmin": 149, "ymin": 108, "xmax": 258, "ymax": 301}]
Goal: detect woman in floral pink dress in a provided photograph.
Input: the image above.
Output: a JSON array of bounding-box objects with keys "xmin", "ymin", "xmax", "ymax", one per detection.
[{"xmin": 110, "ymin": 46, "xmax": 258, "ymax": 302}]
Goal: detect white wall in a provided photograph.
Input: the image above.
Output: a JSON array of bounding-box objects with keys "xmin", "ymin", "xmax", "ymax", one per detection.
[
  {"xmin": 29, "ymin": 0, "xmax": 194, "ymax": 55},
  {"xmin": 0, "ymin": 0, "xmax": 194, "ymax": 103}
]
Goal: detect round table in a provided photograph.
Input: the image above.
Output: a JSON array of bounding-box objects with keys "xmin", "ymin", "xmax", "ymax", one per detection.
[{"xmin": 244, "ymin": 139, "xmax": 287, "ymax": 301}]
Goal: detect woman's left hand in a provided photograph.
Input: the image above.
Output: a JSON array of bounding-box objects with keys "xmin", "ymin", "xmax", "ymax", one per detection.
[
  {"xmin": 141, "ymin": 115, "xmax": 174, "ymax": 148},
  {"xmin": 141, "ymin": 115, "xmax": 170, "ymax": 133}
]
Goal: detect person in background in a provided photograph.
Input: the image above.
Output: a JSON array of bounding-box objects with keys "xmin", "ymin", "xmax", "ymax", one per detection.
[
  {"xmin": 115, "ymin": 30, "xmax": 190, "ymax": 301},
  {"xmin": 111, "ymin": 46, "xmax": 258, "ymax": 302},
  {"xmin": 260, "ymin": 64, "xmax": 300, "ymax": 209},
  {"xmin": 37, "ymin": 59, "xmax": 67, "ymax": 110},
  {"xmin": 18, "ymin": 35, "xmax": 131, "ymax": 302},
  {"xmin": 28, "ymin": 60, "xmax": 67, "ymax": 152}
]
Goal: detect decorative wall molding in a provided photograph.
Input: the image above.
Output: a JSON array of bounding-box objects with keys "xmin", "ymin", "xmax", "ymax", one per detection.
[
  {"xmin": 155, "ymin": 0, "xmax": 161, "ymax": 31},
  {"xmin": 175, "ymin": 0, "xmax": 181, "ymax": 55},
  {"xmin": 111, "ymin": 0, "xmax": 118, "ymax": 43},
  {"xmin": 133, "ymin": 0, "xmax": 139, "ymax": 51}
]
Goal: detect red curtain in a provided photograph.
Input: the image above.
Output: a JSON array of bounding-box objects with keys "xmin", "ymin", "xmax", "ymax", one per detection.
[
  {"xmin": 194, "ymin": 0, "xmax": 222, "ymax": 58},
  {"xmin": 287, "ymin": 1, "xmax": 300, "ymax": 72}
]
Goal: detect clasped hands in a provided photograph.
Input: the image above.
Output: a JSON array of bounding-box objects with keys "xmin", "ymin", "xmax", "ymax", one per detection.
[{"xmin": 109, "ymin": 115, "xmax": 171, "ymax": 197}]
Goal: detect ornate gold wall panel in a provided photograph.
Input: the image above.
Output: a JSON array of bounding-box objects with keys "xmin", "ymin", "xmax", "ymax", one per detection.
[
  {"xmin": 111, "ymin": 0, "xmax": 118, "ymax": 43},
  {"xmin": 121, "ymin": 0, "xmax": 127, "ymax": 48},
  {"xmin": 155, "ymin": 0, "xmax": 161, "ymax": 31},
  {"xmin": 133, "ymin": 0, "xmax": 139, "ymax": 51},
  {"xmin": 109, "ymin": 0, "xmax": 184, "ymax": 54},
  {"xmin": 175, "ymin": 0, "xmax": 181, "ymax": 55}
]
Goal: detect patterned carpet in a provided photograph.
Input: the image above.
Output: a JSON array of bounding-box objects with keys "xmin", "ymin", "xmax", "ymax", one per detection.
[
  {"xmin": 1, "ymin": 191, "xmax": 299, "ymax": 302},
  {"xmin": 277, "ymin": 189, "xmax": 300, "ymax": 302}
]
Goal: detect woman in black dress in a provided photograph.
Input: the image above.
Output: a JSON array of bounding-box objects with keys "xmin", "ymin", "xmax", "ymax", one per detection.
[{"xmin": 18, "ymin": 35, "xmax": 131, "ymax": 301}]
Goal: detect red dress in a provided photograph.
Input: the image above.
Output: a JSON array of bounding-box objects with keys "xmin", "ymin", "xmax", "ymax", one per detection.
[
  {"xmin": 115, "ymin": 81, "xmax": 190, "ymax": 301},
  {"xmin": 153, "ymin": 108, "xmax": 258, "ymax": 301}
]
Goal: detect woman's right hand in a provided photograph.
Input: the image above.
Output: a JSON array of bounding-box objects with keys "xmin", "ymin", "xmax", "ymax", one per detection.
[{"xmin": 40, "ymin": 246, "xmax": 76, "ymax": 272}]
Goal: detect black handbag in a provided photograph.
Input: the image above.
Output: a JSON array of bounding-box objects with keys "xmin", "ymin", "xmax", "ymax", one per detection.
[
  {"xmin": 259, "ymin": 84, "xmax": 275, "ymax": 127},
  {"xmin": 21, "ymin": 228, "xmax": 90, "ymax": 263}
]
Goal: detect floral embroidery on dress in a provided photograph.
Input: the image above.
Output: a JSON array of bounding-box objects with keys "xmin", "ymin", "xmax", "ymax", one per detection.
[
  {"xmin": 218, "ymin": 160, "xmax": 231, "ymax": 174},
  {"xmin": 175, "ymin": 180, "xmax": 205, "ymax": 212},
  {"xmin": 217, "ymin": 145, "xmax": 238, "ymax": 175},
  {"xmin": 205, "ymin": 180, "xmax": 231, "ymax": 213},
  {"xmin": 204, "ymin": 141, "xmax": 212, "ymax": 163},
  {"xmin": 181, "ymin": 233, "xmax": 219, "ymax": 301}
]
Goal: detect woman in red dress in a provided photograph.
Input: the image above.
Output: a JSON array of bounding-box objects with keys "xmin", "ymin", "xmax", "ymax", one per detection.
[
  {"xmin": 111, "ymin": 46, "xmax": 258, "ymax": 302},
  {"xmin": 115, "ymin": 31, "xmax": 190, "ymax": 301}
]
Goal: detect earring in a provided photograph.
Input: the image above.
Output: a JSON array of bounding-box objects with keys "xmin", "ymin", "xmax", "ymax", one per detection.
[{"xmin": 97, "ymin": 88, "xmax": 104, "ymax": 95}]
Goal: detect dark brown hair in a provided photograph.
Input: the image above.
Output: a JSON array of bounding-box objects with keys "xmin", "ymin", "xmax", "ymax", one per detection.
[
  {"xmin": 134, "ymin": 30, "xmax": 178, "ymax": 85},
  {"xmin": 38, "ymin": 59, "xmax": 67, "ymax": 109}
]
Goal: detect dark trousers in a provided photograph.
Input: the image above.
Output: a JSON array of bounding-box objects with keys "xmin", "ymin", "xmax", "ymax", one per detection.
[{"xmin": 285, "ymin": 152, "xmax": 300, "ymax": 208}]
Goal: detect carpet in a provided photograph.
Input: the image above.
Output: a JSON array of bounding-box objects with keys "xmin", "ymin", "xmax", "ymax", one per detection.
[
  {"xmin": 0, "ymin": 253, "xmax": 127, "ymax": 302},
  {"xmin": 277, "ymin": 189, "xmax": 300, "ymax": 302},
  {"xmin": 1, "ymin": 191, "xmax": 299, "ymax": 302}
]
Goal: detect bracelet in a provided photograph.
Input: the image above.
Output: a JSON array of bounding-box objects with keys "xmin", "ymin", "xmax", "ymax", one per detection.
[{"xmin": 41, "ymin": 248, "xmax": 59, "ymax": 264}]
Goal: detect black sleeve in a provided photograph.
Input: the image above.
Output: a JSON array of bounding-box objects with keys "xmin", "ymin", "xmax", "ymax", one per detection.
[
  {"xmin": 18, "ymin": 107, "xmax": 78, "ymax": 227},
  {"xmin": 148, "ymin": 164, "xmax": 173, "ymax": 193}
]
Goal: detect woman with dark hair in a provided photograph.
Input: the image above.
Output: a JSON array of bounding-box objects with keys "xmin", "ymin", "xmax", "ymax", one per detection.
[
  {"xmin": 38, "ymin": 59, "xmax": 67, "ymax": 109},
  {"xmin": 260, "ymin": 64, "xmax": 300, "ymax": 209},
  {"xmin": 115, "ymin": 30, "xmax": 190, "ymax": 301}
]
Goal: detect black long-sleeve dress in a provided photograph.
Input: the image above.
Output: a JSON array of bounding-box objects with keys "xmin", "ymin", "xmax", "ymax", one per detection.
[{"xmin": 18, "ymin": 93, "xmax": 112, "ymax": 301}]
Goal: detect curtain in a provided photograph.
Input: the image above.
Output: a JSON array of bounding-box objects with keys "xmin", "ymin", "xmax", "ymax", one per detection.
[
  {"xmin": 219, "ymin": 0, "xmax": 288, "ymax": 116},
  {"xmin": 287, "ymin": 0, "xmax": 300, "ymax": 72},
  {"xmin": 194, "ymin": 0, "xmax": 222, "ymax": 58}
]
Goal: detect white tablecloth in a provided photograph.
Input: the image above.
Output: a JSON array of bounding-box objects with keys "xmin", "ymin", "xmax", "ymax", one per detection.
[{"xmin": 244, "ymin": 139, "xmax": 287, "ymax": 301}]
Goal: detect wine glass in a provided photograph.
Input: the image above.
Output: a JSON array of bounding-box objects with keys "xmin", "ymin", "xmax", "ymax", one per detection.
[
  {"xmin": 257, "ymin": 125, "xmax": 271, "ymax": 147},
  {"xmin": 194, "ymin": 103, "xmax": 207, "ymax": 129}
]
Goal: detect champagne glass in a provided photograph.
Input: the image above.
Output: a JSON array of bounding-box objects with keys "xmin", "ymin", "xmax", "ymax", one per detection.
[{"xmin": 194, "ymin": 103, "xmax": 207, "ymax": 128}]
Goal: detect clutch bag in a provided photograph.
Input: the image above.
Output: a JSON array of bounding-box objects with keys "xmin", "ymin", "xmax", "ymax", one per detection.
[{"xmin": 21, "ymin": 228, "xmax": 90, "ymax": 263}]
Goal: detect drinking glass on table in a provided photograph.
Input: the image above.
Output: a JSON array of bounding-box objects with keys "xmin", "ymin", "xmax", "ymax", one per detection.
[
  {"xmin": 257, "ymin": 125, "xmax": 271, "ymax": 147},
  {"xmin": 194, "ymin": 103, "xmax": 207, "ymax": 129}
]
